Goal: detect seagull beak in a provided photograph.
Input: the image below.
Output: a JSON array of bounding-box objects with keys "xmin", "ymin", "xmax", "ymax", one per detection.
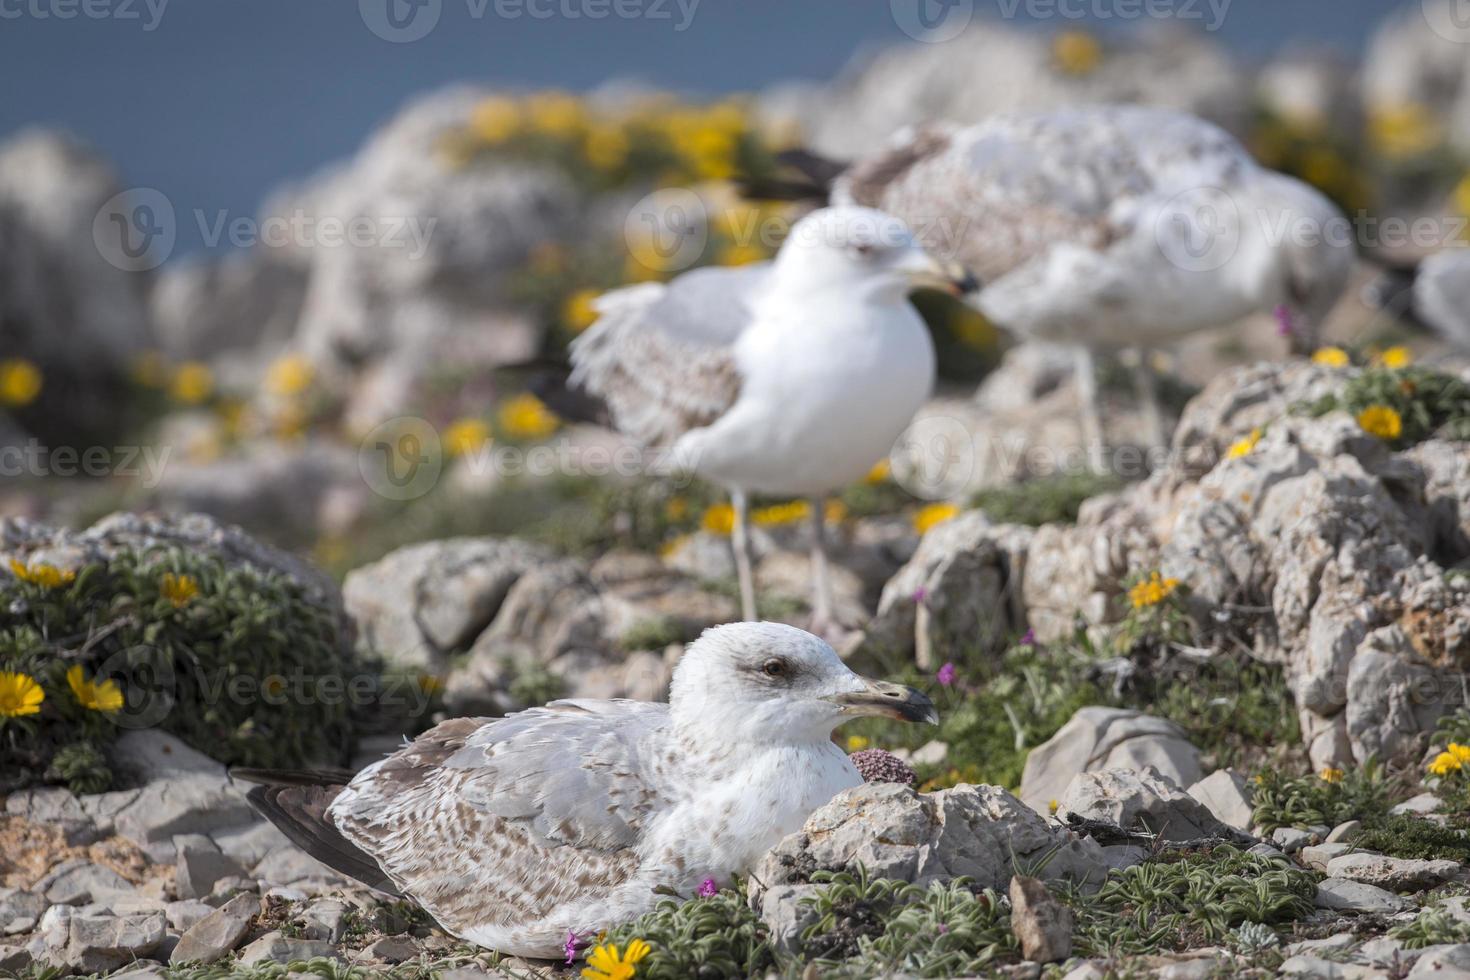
[
  {"xmin": 900, "ymin": 250, "xmax": 979, "ymax": 297},
  {"xmin": 828, "ymin": 678, "xmax": 939, "ymax": 725}
]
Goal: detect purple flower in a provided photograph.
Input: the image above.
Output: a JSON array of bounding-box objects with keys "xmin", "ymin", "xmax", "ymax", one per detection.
[
  {"xmin": 936, "ymin": 662, "xmax": 957, "ymax": 687},
  {"xmin": 697, "ymin": 877, "xmax": 719, "ymax": 898},
  {"xmin": 937, "ymin": 923, "xmax": 949, "ymax": 935},
  {"xmin": 1020, "ymin": 628, "xmax": 1036, "ymax": 646},
  {"xmin": 912, "ymin": 586, "xmax": 929, "ymax": 606},
  {"xmin": 1274, "ymin": 304, "xmax": 1295, "ymax": 338},
  {"xmin": 564, "ymin": 929, "xmax": 582, "ymax": 965}
]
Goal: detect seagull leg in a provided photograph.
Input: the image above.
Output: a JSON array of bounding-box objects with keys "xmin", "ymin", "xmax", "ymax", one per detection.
[
  {"xmin": 730, "ymin": 488, "xmax": 757, "ymax": 622},
  {"xmin": 1074, "ymin": 345, "xmax": 1108, "ymax": 476},
  {"xmin": 808, "ymin": 496, "xmax": 835, "ymax": 636},
  {"xmin": 1130, "ymin": 347, "xmax": 1167, "ymax": 451}
]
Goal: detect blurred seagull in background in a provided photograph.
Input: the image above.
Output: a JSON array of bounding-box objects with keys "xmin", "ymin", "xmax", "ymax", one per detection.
[
  {"xmin": 566, "ymin": 205, "xmax": 972, "ymax": 633},
  {"xmin": 1366, "ymin": 250, "xmax": 1470, "ymax": 351},
  {"xmin": 748, "ymin": 105, "xmax": 1356, "ymax": 468},
  {"xmin": 239, "ymin": 622, "xmax": 937, "ymax": 957}
]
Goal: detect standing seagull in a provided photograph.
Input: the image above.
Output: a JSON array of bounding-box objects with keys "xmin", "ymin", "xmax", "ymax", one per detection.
[
  {"xmin": 569, "ymin": 206, "xmax": 972, "ymax": 631},
  {"xmin": 240, "ymin": 622, "xmax": 937, "ymax": 957},
  {"xmin": 752, "ymin": 106, "xmax": 1356, "ymax": 466}
]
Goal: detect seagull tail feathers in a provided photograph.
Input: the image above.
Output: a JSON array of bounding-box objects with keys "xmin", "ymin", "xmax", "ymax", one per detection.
[
  {"xmin": 735, "ymin": 148, "xmax": 845, "ymax": 204},
  {"xmin": 234, "ymin": 767, "xmax": 403, "ymax": 897}
]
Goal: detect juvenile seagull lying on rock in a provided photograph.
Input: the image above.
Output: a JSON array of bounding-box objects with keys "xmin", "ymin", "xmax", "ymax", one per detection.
[
  {"xmin": 753, "ymin": 106, "xmax": 1355, "ymax": 464},
  {"xmin": 239, "ymin": 621, "xmax": 936, "ymax": 958},
  {"xmin": 566, "ymin": 205, "xmax": 973, "ymax": 632}
]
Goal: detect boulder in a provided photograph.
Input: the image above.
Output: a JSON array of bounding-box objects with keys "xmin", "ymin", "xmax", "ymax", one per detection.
[
  {"xmin": 174, "ymin": 835, "xmax": 246, "ymax": 900},
  {"xmin": 170, "ymin": 894, "xmax": 258, "ymax": 965},
  {"xmin": 1009, "ymin": 875, "xmax": 1073, "ymax": 964},
  {"xmin": 1188, "ymin": 769, "xmax": 1255, "ymax": 831},
  {"xmin": 236, "ymin": 930, "xmax": 342, "ymax": 967},
  {"xmin": 1021, "ymin": 708, "xmax": 1203, "ymax": 815},
  {"xmin": 1314, "ymin": 878, "xmax": 1413, "ymax": 914},
  {"xmin": 1324, "ymin": 852, "xmax": 1462, "ymax": 892},
  {"xmin": 1057, "ymin": 767, "xmax": 1243, "ymax": 842}
]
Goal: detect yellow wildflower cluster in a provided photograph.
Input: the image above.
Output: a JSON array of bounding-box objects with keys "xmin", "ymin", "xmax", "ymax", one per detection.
[
  {"xmin": 1374, "ymin": 346, "xmax": 1413, "ymax": 370},
  {"xmin": 265, "ymin": 354, "xmax": 315, "ymax": 397},
  {"xmin": 8, "ymin": 559, "xmax": 75, "ymax": 590},
  {"xmin": 1129, "ymin": 571, "xmax": 1180, "ymax": 609},
  {"xmin": 846, "ymin": 735, "xmax": 871, "ymax": 752},
  {"xmin": 67, "ymin": 666, "xmax": 124, "ymax": 713},
  {"xmin": 169, "ymin": 362, "xmax": 215, "ymax": 405},
  {"xmin": 913, "ymin": 502, "xmax": 960, "ymax": 535},
  {"xmin": 1428, "ymin": 743, "xmax": 1470, "ymax": 778},
  {"xmin": 582, "ymin": 939, "xmax": 651, "ymax": 980},
  {"xmin": 0, "ymin": 665, "xmax": 127, "ymax": 719},
  {"xmin": 497, "ymin": 393, "xmax": 560, "ymax": 442},
  {"xmin": 1319, "ymin": 767, "xmax": 1345, "ymax": 784},
  {"xmin": 1312, "ymin": 347, "xmax": 1350, "ymax": 368},
  {"xmin": 1052, "ymin": 30, "xmax": 1102, "ymax": 75},
  {"xmin": 0, "ymin": 671, "xmax": 45, "ymax": 718},
  {"xmin": 1368, "ymin": 103, "xmax": 1442, "ymax": 160},
  {"xmin": 562, "ymin": 289, "xmax": 601, "ymax": 333},
  {"xmin": 697, "ymin": 499, "xmax": 844, "ymax": 536},
  {"xmin": 1357, "ymin": 404, "xmax": 1403, "ymax": 441},
  {"xmin": 444, "ymin": 418, "xmax": 492, "ymax": 458},
  {"xmin": 0, "ymin": 359, "xmax": 42, "ymax": 407},
  {"xmin": 1226, "ymin": 428, "xmax": 1262, "ymax": 460}
]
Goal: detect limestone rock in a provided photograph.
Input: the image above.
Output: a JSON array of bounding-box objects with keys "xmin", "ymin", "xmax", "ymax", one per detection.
[
  {"xmin": 236, "ymin": 931, "xmax": 342, "ymax": 967},
  {"xmin": 1315, "ymin": 877, "xmax": 1413, "ymax": 914},
  {"xmin": 1324, "ymin": 852, "xmax": 1462, "ymax": 892},
  {"xmin": 170, "ymin": 894, "xmax": 258, "ymax": 965},
  {"xmin": 1021, "ymin": 708, "xmax": 1203, "ymax": 815},
  {"xmin": 1009, "ymin": 875, "xmax": 1073, "ymax": 964},
  {"xmin": 1187, "ymin": 769, "xmax": 1255, "ymax": 831},
  {"xmin": 1057, "ymin": 767, "xmax": 1241, "ymax": 842}
]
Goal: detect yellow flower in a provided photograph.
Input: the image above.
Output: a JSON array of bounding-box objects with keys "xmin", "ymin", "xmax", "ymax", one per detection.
[
  {"xmin": 169, "ymin": 362, "xmax": 214, "ymax": 405},
  {"xmin": 1456, "ymin": 174, "xmax": 1470, "ymax": 218},
  {"xmin": 67, "ymin": 665, "xmax": 123, "ymax": 714},
  {"xmin": 562, "ymin": 289, "xmax": 601, "ymax": 333},
  {"xmin": 846, "ymin": 735, "xmax": 871, "ymax": 752},
  {"xmin": 1312, "ymin": 347, "xmax": 1350, "ymax": 368},
  {"xmin": 1319, "ymin": 767, "xmax": 1344, "ymax": 784},
  {"xmin": 1129, "ymin": 571, "xmax": 1181, "ymax": 609},
  {"xmin": 1048, "ymin": 799, "xmax": 1059, "ymax": 815},
  {"xmin": 0, "ymin": 672, "xmax": 44, "ymax": 718},
  {"xmin": 443, "ymin": 418, "xmax": 492, "ymax": 458},
  {"xmin": 1429, "ymin": 751, "xmax": 1462, "ymax": 777},
  {"xmin": 664, "ymin": 496, "xmax": 689, "ymax": 522},
  {"xmin": 1357, "ymin": 404, "xmax": 1403, "ymax": 441},
  {"xmin": 470, "ymin": 95, "xmax": 521, "ymax": 143},
  {"xmin": 161, "ymin": 572, "xmax": 199, "ymax": 608},
  {"xmin": 1448, "ymin": 743, "xmax": 1470, "ymax": 765},
  {"xmin": 1227, "ymin": 428, "xmax": 1262, "ymax": 460},
  {"xmin": 0, "ymin": 359, "xmax": 42, "ymax": 407},
  {"xmin": 584, "ymin": 124, "xmax": 630, "ymax": 170},
  {"xmin": 1053, "ymin": 30, "xmax": 1102, "ymax": 75},
  {"xmin": 864, "ymin": 460, "xmax": 891, "ymax": 484},
  {"xmin": 582, "ymin": 940, "xmax": 651, "ymax": 980},
  {"xmin": 496, "ymin": 393, "xmax": 559, "ymax": 441},
  {"xmin": 753, "ymin": 500, "xmax": 811, "ymax": 528},
  {"xmin": 701, "ymin": 502, "xmax": 735, "ymax": 536},
  {"xmin": 913, "ymin": 502, "xmax": 960, "ymax": 535},
  {"xmin": 1375, "ymin": 346, "xmax": 1413, "ymax": 370},
  {"xmin": 825, "ymin": 499, "xmax": 848, "ymax": 525},
  {"xmin": 526, "ymin": 91, "xmax": 585, "ymax": 138},
  {"xmin": 8, "ymin": 559, "xmax": 76, "ymax": 590},
  {"xmin": 265, "ymin": 354, "xmax": 315, "ymax": 397},
  {"xmin": 717, "ymin": 242, "xmax": 766, "ymax": 266},
  {"xmin": 1369, "ymin": 103, "xmax": 1441, "ymax": 160}
]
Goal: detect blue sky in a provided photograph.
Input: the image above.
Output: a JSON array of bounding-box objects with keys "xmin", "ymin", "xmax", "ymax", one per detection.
[{"xmin": 0, "ymin": 0, "xmax": 1406, "ymax": 256}]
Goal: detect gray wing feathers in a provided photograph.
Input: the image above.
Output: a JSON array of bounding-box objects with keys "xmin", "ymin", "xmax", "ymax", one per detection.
[{"xmin": 569, "ymin": 265, "xmax": 765, "ymax": 446}]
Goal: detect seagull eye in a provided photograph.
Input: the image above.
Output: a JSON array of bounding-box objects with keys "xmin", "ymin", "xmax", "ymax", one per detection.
[{"xmin": 761, "ymin": 658, "xmax": 787, "ymax": 678}]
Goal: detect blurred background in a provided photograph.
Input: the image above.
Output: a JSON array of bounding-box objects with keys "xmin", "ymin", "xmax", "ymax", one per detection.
[{"xmin": 2, "ymin": 0, "xmax": 1467, "ymax": 573}]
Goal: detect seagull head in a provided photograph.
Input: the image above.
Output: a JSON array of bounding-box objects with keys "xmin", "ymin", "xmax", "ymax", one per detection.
[
  {"xmin": 774, "ymin": 206, "xmax": 976, "ymax": 300},
  {"xmin": 668, "ymin": 621, "xmax": 937, "ymax": 745}
]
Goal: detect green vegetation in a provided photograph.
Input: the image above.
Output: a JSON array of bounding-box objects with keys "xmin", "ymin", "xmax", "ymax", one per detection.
[
  {"xmin": 0, "ymin": 547, "xmax": 428, "ymax": 794},
  {"xmin": 1355, "ymin": 813, "xmax": 1470, "ymax": 864},
  {"xmin": 1391, "ymin": 903, "xmax": 1470, "ymax": 949},
  {"xmin": 603, "ymin": 884, "xmax": 775, "ymax": 980},
  {"xmin": 1250, "ymin": 764, "xmax": 1388, "ymax": 834},
  {"xmin": 971, "ymin": 471, "xmax": 1126, "ymax": 527},
  {"xmin": 1299, "ymin": 365, "xmax": 1470, "ymax": 446}
]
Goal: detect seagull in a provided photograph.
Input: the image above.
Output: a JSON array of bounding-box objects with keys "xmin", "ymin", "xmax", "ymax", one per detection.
[
  {"xmin": 748, "ymin": 106, "xmax": 1356, "ymax": 468},
  {"xmin": 238, "ymin": 622, "xmax": 937, "ymax": 958},
  {"xmin": 567, "ymin": 205, "xmax": 972, "ymax": 631},
  {"xmin": 1366, "ymin": 250, "xmax": 1470, "ymax": 350}
]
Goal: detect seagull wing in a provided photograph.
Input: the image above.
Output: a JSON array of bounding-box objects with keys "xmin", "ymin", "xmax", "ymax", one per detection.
[
  {"xmin": 834, "ymin": 106, "xmax": 1251, "ymax": 284},
  {"xmin": 569, "ymin": 263, "xmax": 770, "ymax": 446},
  {"xmin": 328, "ymin": 702, "xmax": 673, "ymax": 950}
]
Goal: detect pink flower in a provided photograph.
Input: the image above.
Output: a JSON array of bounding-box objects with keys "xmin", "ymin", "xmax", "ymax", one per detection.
[
  {"xmin": 1020, "ymin": 628, "xmax": 1036, "ymax": 646},
  {"xmin": 1274, "ymin": 304, "xmax": 1295, "ymax": 337},
  {"xmin": 697, "ymin": 877, "xmax": 719, "ymax": 898},
  {"xmin": 936, "ymin": 662, "xmax": 957, "ymax": 687},
  {"xmin": 564, "ymin": 929, "xmax": 583, "ymax": 965},
  {"xmin": 912, "ymin": 586, "xmax": 928, "ymax": 606}
]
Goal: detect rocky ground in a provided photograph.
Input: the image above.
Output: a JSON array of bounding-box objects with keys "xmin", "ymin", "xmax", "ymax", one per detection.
[{"xmin": 1, "ymin": 356, "xmax": 1469, "ymax": 978}]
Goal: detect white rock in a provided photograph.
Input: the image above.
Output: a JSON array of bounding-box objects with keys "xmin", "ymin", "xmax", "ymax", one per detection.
[
  {"xmin": 1315, "ymin": 877, "xmax": 1413, "ymax": 914},
  {"xmin": 1187, "ymin": 769, "xmax": 1254, "ymax": 831},
  {"xmin": 1325, "ymin": 852, "xmax": 1462, "ymax": 892},
  {"xmin": 1057, "ymin": 766, "xmax": 1236, "ymax": 842},
  {"xmin": 1021, "ymin": 708, "xmax": 1203, "ymax": 815}
]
